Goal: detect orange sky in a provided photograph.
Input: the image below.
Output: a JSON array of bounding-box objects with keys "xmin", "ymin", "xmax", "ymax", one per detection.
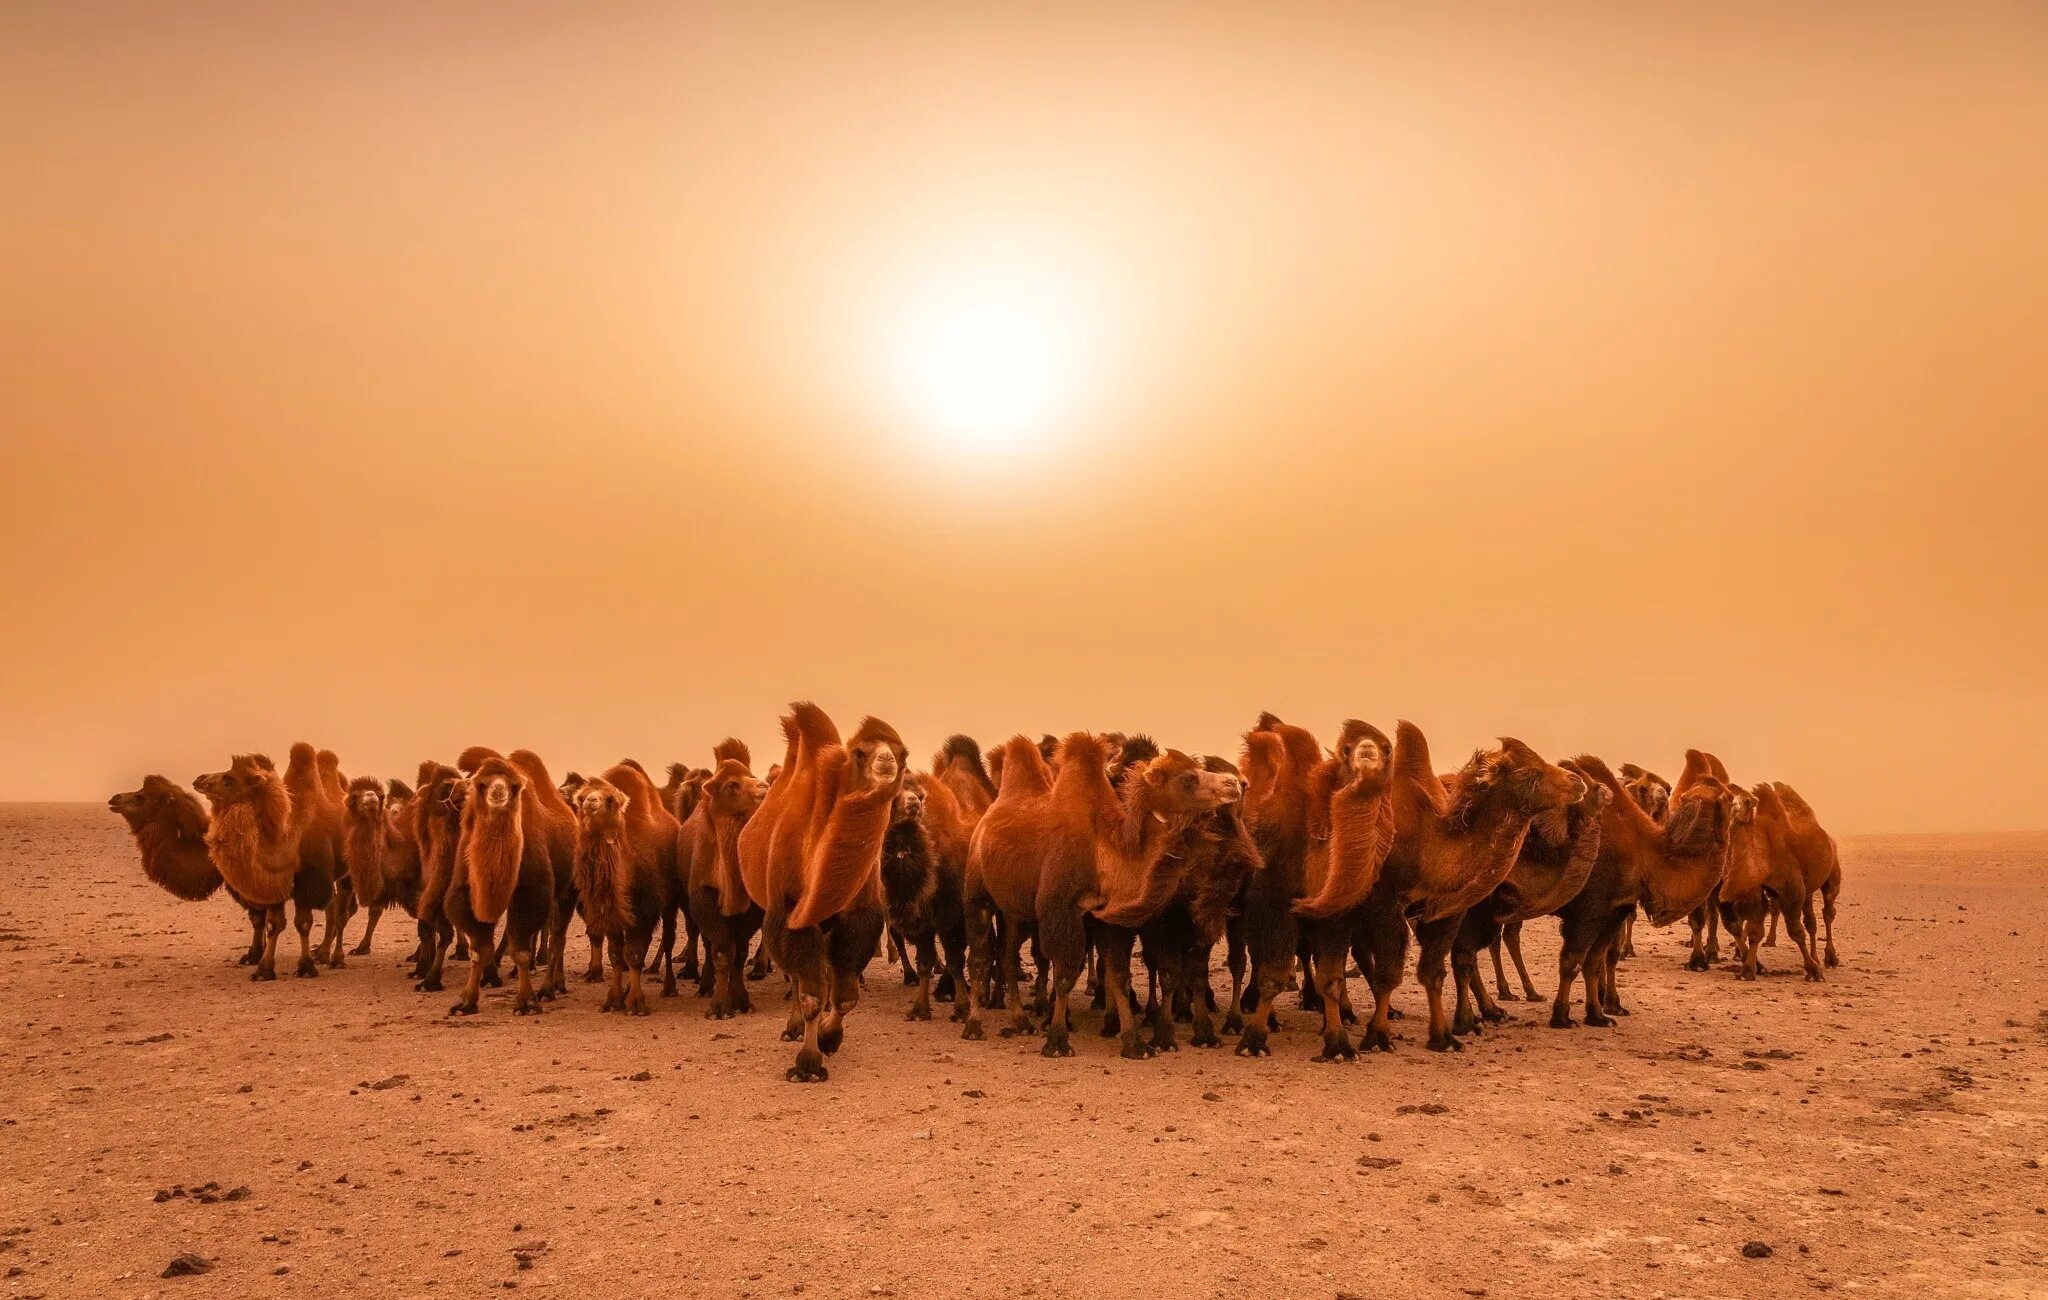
[{"xmin": 3, "ymin": 4, "xmax": 2045, "ymax": 831}]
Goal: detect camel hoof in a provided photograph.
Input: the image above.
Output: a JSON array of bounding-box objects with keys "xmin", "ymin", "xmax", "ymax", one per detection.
[
  {"xmin": 1453, "ymin": 1016, "xmax": 1481, "ymax": 1037},
  {"xmin": 1041, "ymin": 1034, "xmax": 1075, "ymax": 1059},
  {"xmin": 1315, "ymin": 1034, "xmax": 1356, "ymax": 1063},
  {"xmin": 1362, "ymin": 1027, "xmax": 1394, "ymax": 1052},
  {"xmin": 251, "ymin": 967, "xmax": 278, "ymax": 983},
  {"xmin": 1190, "ymin": 1028, "xmax": 1221, "ymax": 1049},
  {"xmin": 1686, "ymin": 954, "xmax": 1710, "ymax": 972},
  {"xmin": 1425, "ymin": 1032, "xmax": 1463, "ymax": 1052},
  {"xmin": 583, "ymin": 970, "xmax": 606, "ymax": 984},
  {"xmin": 1494, "ymin": 989, "xmax": 1518, "ymax": 1003},
  {"xmin": 961, "ymin": 1019, "xmax": 985, "ymax": 1041},
  {"xmin": 1482, "ymin": 1006, "xmax": 1509, "ymax": 1024},
  {"xmin": 448, "ymin": 1002, "xmax": 478, "ymax": 1016},
  {"xmin": 295, "ymin": 961, "xmax": 318, "ymax": 979},
  {"xmin": 515, "ymin": 1002, "xmax": 541, "ymax": 1017},
  {"xmin": 1220, "ymin": 1013, "xmax": 1244, "ymax": 1036},
  {"xmin": 1805, "ymin": 969, "xmax": 1824, "ymax": 983},
  {"xmin": 629, "ymin": 1004, "xmax": 651, "ymax": 1017},
  {"xmin": 905, "ymin": 1005, "xmax": 933, "ymax": 1022},
  {"xmin": 786, "ymin": 1059, "xmax": 829, "ymax": 1084},
  {"xmin": 1584, "ymin": 1013, "xmax": 1613, "ymax": 1029},
  {"xmin": 818, "ymin": 1025, "xmax": 844, "ymax": 1056},
  {"xmin": 1120, "ymin": 1041, "xmax": 1156, "ymax": 1061},
  {"xmin": 349, "ymin": 942, "xmax": 372, "ymax": 956},
  {"xmin": 1234, "ymin": 1030, "xmax": 1271, "ymax": 1058}
]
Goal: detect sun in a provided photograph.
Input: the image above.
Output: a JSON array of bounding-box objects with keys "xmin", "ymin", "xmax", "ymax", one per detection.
[{"xmin": 883, "ymin": 255, "xmax": 1097, "ymax": 454}]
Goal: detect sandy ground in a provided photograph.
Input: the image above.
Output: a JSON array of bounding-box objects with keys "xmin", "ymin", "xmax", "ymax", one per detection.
[{"xmin": 2, "ymin": 805, "xmax": 2044, "ymax": 1299}]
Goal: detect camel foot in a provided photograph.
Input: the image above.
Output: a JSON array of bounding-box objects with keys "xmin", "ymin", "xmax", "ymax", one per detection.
[
  {"xmin": 1426, "ymin": 1030, "xmax": 1464, "ymax": 1052},
  {"xmin": 905, "ymin": 1004, "xmax": 933, "ymax": 1022},
  {"xmin": 1120, "ymin": 1038, "xmax": 1157, "ymax": 1061},
  {"xmin": 251, "ymin": 967, "xmax": 278, "ymax": 983},
  {"xmin": 1549, "ymin": 1010, "xmax": 1575, "ymax": 1029},
  {"xmin": 1686, "ymin": 952, "xmax": 1711, "ymax": 973},
  {"xmin": 1362, "ymin": 1024, "xmax": 1394, "ymax": 1052},
  {"xmin": 448, "ymin": 1001, "xmax": 478, "ymax": 1016},
  {"xmin": 295, "ymin": 959, "xmax": 319, "ymax": 979},
  {"xmin": 1041, "ymin": 1030, "xmax": 1075, "ymax": 1058},
  {"xmin": 1234, "ymin": 1026, "xmax": 1271, "ymax": 1058},
  {"xmin": 514, "ymin": 1000, "xmax": 541, "ymax": 1017},
  {"xmin": 1315, "ymin": 1031, "xmax": 1356, "ymax": 1063},
  {"xmin": 961, "ymin": 1018, "xmax": 985, "ymax": 1041},
  {"xmin": 787, "ymin": 1048, "xmax": 828, "ymax": 1083}
]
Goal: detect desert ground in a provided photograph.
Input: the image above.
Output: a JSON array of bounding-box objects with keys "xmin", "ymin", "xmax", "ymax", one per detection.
[{"xmin": 2, "ymin": 805, "xmax": 2043, "ymax": 1299}]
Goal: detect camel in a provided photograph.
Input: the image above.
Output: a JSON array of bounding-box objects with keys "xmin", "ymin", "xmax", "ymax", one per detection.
[
  {"xmin": 961, "ymin": 732, "xmax": 1241, "ymax": 1059},
  {"xmin": 569, "ymin": 763, "xmax": 680, "ymax": 1015},
  {"xmin": 1732, "ymin": 781, "xmax": 1840, "ymax": 981},
  {"xmin": 1614, "ymin": 764, "xmax": 1670, "ymax": 960},
  {"xmin": 1133, "ymin": 755, "xmax": 1264, "ymax": 1053},
  {"xmin": 1450, "ymin": 768, "xmax": 1610, "ymax": 1033},
  {"xmin": 462, "ymin": 741, "xmax": 581, "ymax": 1007},
  {"xmin": 109, "ymin": 776, "xmax": 258, "ymax": 961},
  {"xmin": 739, "ymin": 703, "xmax": 906, "ymax": 1082},
  {"xmin": 340, "ymin": 776, "xmax": 423, "ymax": 959},
  {"xmin": 191, "ymin": 744, "xmax": 341, "ymax": 980},
  {"xmin": 408, "ymin": 761, "xmax": 475, "ymax": 991},
  {"xmin": 441, "ymin": 748, "xmax": 575, "ymax": 1015},
  {"xmin": 1354, "ymin": 724, "xmax": 1586, "ymax": 1052},
  {"xmin": 1547, "ymin": 752, "xmax": 1733, "ymax": 1027},
  {"xmin": 1228, "ymin": 715, "xmax": 1326, "ymax": 1056},
  {"xmin": 881, "ymin": 763, "xmax": 977, "ymax": 1022},
  {"xmin": 680, "ymin": 740, "xmax": 767, "ymax": 1018}
]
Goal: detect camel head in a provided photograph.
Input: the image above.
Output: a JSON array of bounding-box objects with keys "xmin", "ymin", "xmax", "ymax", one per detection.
[
  {"xmin": 1618, "ymin": 764, "xmax": 1672, "ymax": 820},
  {"xmin": 192, "ymin": 753, "xmax": 276, "ymax": 807},
  {"xmin": 468, "ymin": 756, "xmax": 525, "ymax": 817},
  {"xmin": 572, "ymin": 774, "xmax": 628, "ymax": 829},
  {"xmin": 344, "ymin": 775, "xmax": 385, "ymax": 823},
  {"xmin": 846, "ymin": 717, "xmax": 907, "ymax": 793},
  {"xmin": 1332, "ymin": 720, "xmax": 1391, "ymax": 781},
  {"xmin": 1448, "ymin": 739, "xmax": 1584, "ymax": 833},
  {"xmin": 1729, "ymin": 783, "xmax": 1757, "ymax": 826},
  {"xmin": 559, "ymin": 772, "xmax": 588, "ymax": 807},
  {"xmin": 1108, "ymin": 734, "xmax": 1162, "ymax": 789},
  {"xmin": 703, "ymin": 757, "xmax": 766, "ymax": 823},
  {"xmin": 108, "ymin": 774, "xmax": 193, "ymax": 829},
  {"xmin": 892, "ymin": 772, "xmax": 928, "ymax": 826},
  {"xmin": 1132, "ymin": 750, "xmax": 1244, "ymax": 819}
]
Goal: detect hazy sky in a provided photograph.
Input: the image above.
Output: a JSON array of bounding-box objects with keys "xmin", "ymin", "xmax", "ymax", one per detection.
[{"xmin": 4, "ymin": 4, "xmax": 2044, "ymax": 831}]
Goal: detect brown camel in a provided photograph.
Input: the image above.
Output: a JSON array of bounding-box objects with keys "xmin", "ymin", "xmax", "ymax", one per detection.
[
  {"xmin": 881, "ymin": 766, "xmax": 976, "ymax": 1022},
  {"xmin": 739, "ymin": 703, "xmax": 906, "ymax": 1082},
  {"xmin": 1354, "ymin": 724, "xmax": 1586, "ymax": 1052},
  {"xmin": 680, "ymin": 740, "xmax": 767, "ymax": 1018},
  {"xmin": 570, "ymin": 764, "xmax": 679, "ymax": 1015},
  {"xmin": 442, "ymin": 748, "xmax": 575, "ymax": 1016},
  {"xmin": 961, "ymin": 733, "xmax": 1241, "ymax": 1059},
  {"xmin": 1547, "ymin": 752, "xmax": 1733, "ymax": 1028},
  {"xmin": 340, "ymin": 776, "xmax": 424, "ymax": 959},
  {"xmin": 1135, "ymin": 755, "xmax": 1264, "ymax": 1053},
  {"xmin": 192, "ymin": 744, "xmax": 340, "ymax": 981}
]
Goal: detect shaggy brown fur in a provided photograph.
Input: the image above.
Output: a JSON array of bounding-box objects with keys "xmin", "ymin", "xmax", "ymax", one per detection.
[
  {"xmin": 681, "ymin": 741, "xmax": 767, "ymax": 1018},
  {"xmin": 409, "ymin": 761, "xmax": 467, "ymax": 991},
  {"xmin": 1287, "ymin": 722, "xmax": 1398, "ymax": 1060},
  {"xmin": 1227, "ymin": 714, "xmax": 1327, "ymax": 1055},
  {"xmin": 1451, "ymin": 769, "xmax": 1610, "ymax": 1033},
  {"xmin": 739, "ymin": 703, "xmax": 906, "ymax": 1082},
  {"xmin": 1134, "ymin": 755, "xmax": 1263, "ymax": 1053},
  {"xmin": 192, "ymin": 744, "xmax": 339, "ymax": 981},
  {"xmin": 962, "ymin": 733, "xmax": 1241, "ymax": 1059},
  {"xmin": 110, "ymin": 776, "xmax": 222, "ymax": 902},
  {"xmin": 444, "ymin": 747, "xmax": 576, "ymax": 1015},
  {"xmin": 571, "ymin": 764, "xmax": 680, "ymax": 1015},
  {"xmin": 339, "ymin": 776, "xmax": 424, "ymax": 959},
  {"xmin": 881, "ymin": 768, "xmax": 977, "ymax": 1022},
  {"xmin": 1355, "ymin": 724, "xmax": 1586, "ymax": 1052},
  {"xmin": 1547, "ymin": 753, "xmax": 1733, "ymax": 1028},
  {"xmin": 1743, "ymin": 781, "xmax": 1840, "ymax": 980},
  {"xmin": 932, "ymin": 735, "xmax": 997, "ymax": 821}
]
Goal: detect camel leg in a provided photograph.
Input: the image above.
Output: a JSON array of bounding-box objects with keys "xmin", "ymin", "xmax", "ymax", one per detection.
[
  {"xmin": 290, "ymin": 901, "xmax": 319, "ymax": 978},
  {"xmin": 1095, "ymin": 930, "xmax": 1151, "ymax": 1059},
  {"xmin": 449, "ymin": 920, "xmax": 489, "ymax": 1016},
  {"xmin": 320, "ymin": 887, "xmax": 350, "ymax": 968},
  {"xmin": 624, "ymin": 932, "xmax": 652, "ymax": 1016},
  {"xmin": 787, "ymin": 971, "xmax": 828, "ymax": 1083},
  {"xmin": 1311, "ymin": 931, "xmax": 1356, "ymax": 1062},
  {"xmin": 1705, "ymin": 896, "xmax": 1722, "ymax": 962},
  {"xmin": 600, "ymin": 935, "xmax": 627, "ymax": 1012},
  {"xmin": 542, "ymin": 903, "xmax": 571, "ymax": 999},
  {"xmin": 238, "ymin": 907, "xmax": 265, "ymax": 966},
  {"xmin": 907, "ymin": 932, "xmax": 938, "ymax": 1022},
  {"xmin": 1506, "ymin": 922, "xmax": 1541, "ymax": 1000},
  {"xmin": 1780, "ymin": 893, "xmax": 1823, "ymax": 981},
  {"xmin": 1356, "ymin": 903, "xmax": 1405, "ymax": 1052},
  {"xmin": 1601, "ymin": 943, "xmax": 1628, "ymax": 1015},
  {"xmin": 961, "ymin": 902, "xmax": 993, "ymax": 1041},
  {"xmin": 893, "ymin": 929, "xmax": 918, "ymax": 987},
  {"xmin": 251, "ymin": 905, "xmax": 285, "ymax": 981},
  {"xmin": 511, "ymin": 946, "xmax": 540, "ymax": 1016},
  {"xmin": 1763, "ymin": 909, "xmax": 1778, "ymax": 946},
  {"xmin": 997, "ymin": 916, "xmax": 1035, "ymax": 1039},
  {"xmin": 583, "ymin": 926, "xmax": 605, "ymax": 983},
  {"xmin": 349, "ymin": 903, "xmax": 384, "ymax": 956},
  {"xmin": 1222, "ymin": 914, "xmax": 1247, "ymax": 1036},
  {"xmin": 1821, "ymin": 881, "xmax": 1840, "ymax": 968},
  {"xmin": 709, "ymin": 936, "xmax": 738, "ymax": 1019},
  {"xmin": 1410, "ymin": 916, "xmax": 1460, "ymax": 1051},
  {"xmin": 1490, "ymin": 935, "xmax": 1515, "ymax": 1001},
  {"xmin": 1184, "ymin": 951, "xmax": 1221, "ymax": 1048},
  {"xmin": 1686, "ymin": 907, "xmax": 1712, "ymax": 972}
]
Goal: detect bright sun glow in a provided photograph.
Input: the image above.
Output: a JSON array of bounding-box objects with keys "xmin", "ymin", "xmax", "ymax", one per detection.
[{"xmin": 883, "ymin": 255, "xmax": 1098, "ymax": 454}]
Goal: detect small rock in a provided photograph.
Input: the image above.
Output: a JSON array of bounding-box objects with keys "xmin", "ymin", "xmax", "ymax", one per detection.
[
  {"xmin": 366, "ymin": 1074, "xmax": 409, "ymax": 1091},
  {"xmin": 1357, "ymin": 1156, "xmax": 1402, "ymax": 1170},
  {"xmin": 628, "ymin": 1071, "xmax": 652, "ymax": 1082},
  {"xmin": 912, "ymin": 1129, "xmax": 933, "ymax": 1141},
  {"xmin": 961, "ymin": 1089, "xmax": 985, "ymax": 1099},
  {"xmin": 1200, "ymin": 1091, "xmax": 1221, "ymax": 1102},
  {"xmin": 1395, "ymin": 1102, "xmax": 1449, "ymax": 1116},
  {"xmin": 1741, "ymin": 1241, "xmax": 1773, "ymax": 1259},
  {"xmin": 162, "ymin": 1253, "xmax": 211, "ymax": 1277}
]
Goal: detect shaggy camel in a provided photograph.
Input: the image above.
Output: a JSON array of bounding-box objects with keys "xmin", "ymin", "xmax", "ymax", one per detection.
[
  {"xmin": 109, "ymin": 777, "xmax": 260, "ymax": 961},
  {"xmin": 739, "ymin": 703, "xmax": 906, "ymax": 1082},
  {"xmin": 409, "ymin": 762, "xmax": 474, "ymax": 991},
  {"xmin": 1355, "ymin": 724, "xmax": 1586, "ymax": 1053},
  {"xmin": 442, "ymin": 748, "xmax": 575, "ymax": 1015},
  {"xmin": 1228, "ymin": 715, "xmax": 1326, "ymax": 1056},
  {"xmin": 962, "ymin": 733, "xmax": 1240, "ymax": 1059},
  {"xmin": 1548, "ymin": 753, "xmax": 1732, "ymax": 1027},
  {"xmin": 340, "ymin": 776, "xmax": 423, "ymax": 959},
  {"xmin": 1734, "ymin": 782, "xmax": 1840, "ymax": 981},
  {"xmin": 1132, "ymin": 755, "xmax": 1264, "ymax": 1053},
  {"xmin": 881, "ymin": 761, "xmax": 978, "ymax": 1023},
  {"xmin": 570, "ymin": 764, "xmax": 679, "ymax": 1015},
  {"xmin": 191, "ymin": 745, "xmax": 341, "ymax": 980},
  {"xmin": 1451, "ymin": 769, "xmax": 1610, "ymax": 1033},
  {"xmin": 680, "ymin": 740, "xmax": 766, "ymax": 1018}
]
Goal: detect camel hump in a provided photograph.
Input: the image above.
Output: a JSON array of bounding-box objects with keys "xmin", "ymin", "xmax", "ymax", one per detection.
[
  {"xmin": 1569, "ymin": 753, "xmax": 1624, "ymax": 794},
  {"xmin": 1772, "ymin": 782, "xmax": 1816, "ymax": 816},
  {"xmin": 994, "ymin": 735, "xmax": 1053, "ymax": 797},
  {"xmin": 713, "ymin": 737, "xmax": 751, "ymax": 767},
  {"xmin": 1674, "ymin": 748, "xmax": 1714, "ymax": 795},
  {"xmin": 788, "ymin": 701, "xmax": 841, "ymax": 751},
  {"xmin": 936, "ymin": 735, "xmax": 994, "ymax": 792},
  {"xmin": 1391, "ymin": 721, "xmax": 1436, "ymax": 782},
  {"xmin": 457, "ymin": 745, "xmax": 503, "ymax": 776}
]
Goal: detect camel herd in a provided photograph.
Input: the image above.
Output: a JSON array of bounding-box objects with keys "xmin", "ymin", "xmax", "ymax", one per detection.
[{"xmin": 107, "ymin": 707, "xmax": 1843, "ymax": 1082}]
